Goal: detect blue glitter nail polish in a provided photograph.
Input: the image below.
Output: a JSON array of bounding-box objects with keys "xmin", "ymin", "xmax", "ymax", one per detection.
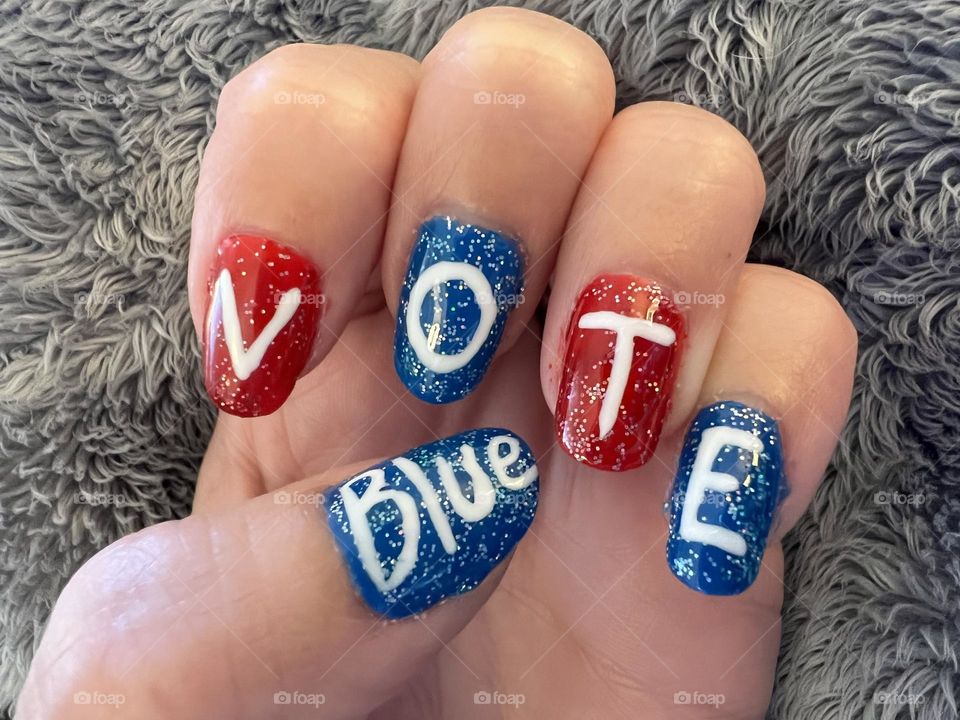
[
  {"xmin": 394, "ymin": 216, "xmax": 525, "ymax": 403},
  {"xmin": 666, "ymin": 401, "xmax": 784, "ymax": 595},
  {"xmin": 324, "ymin": 428, "xmax": 539, "ymax": 618}
]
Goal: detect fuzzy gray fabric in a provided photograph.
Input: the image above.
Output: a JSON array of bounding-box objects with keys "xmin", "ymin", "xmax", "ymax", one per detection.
[{"xmin": 0, "ymin": 0, "xmax": 957, "ymax": 717}]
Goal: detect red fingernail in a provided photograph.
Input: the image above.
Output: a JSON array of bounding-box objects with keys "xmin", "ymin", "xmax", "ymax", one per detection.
[
  {"xmin": 203, "ymin": 235, "xmax": 322, "ymax": 418},
  {"xmin": 556, "ymin": 275, "xmax": 686, "ymax": 471}
]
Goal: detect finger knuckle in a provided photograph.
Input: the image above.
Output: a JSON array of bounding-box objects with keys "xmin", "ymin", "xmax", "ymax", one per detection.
[
  {"xmin": 610, "ymin": 101, "xmax": 765, "ymax": 198},
  {"xmin": 429, "ymin": 7, "xmax": 614, "ymax": 96},
  {"xmin": 748, "ymin": 264, "xmax": 857, "ymax": 351},
  {"xmin": 219, "ymin": 43, "xmax": 416, "ymax": 124}
]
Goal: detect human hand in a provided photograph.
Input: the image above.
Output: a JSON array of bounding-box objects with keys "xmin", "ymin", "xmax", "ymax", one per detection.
[{"xmin": 17, "ymin": 8, "xmax": 856, "ymax": 719}]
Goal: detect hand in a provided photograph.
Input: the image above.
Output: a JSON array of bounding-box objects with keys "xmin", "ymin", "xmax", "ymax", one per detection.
[{"xmin": 17, "ymin": 8, "xmax": 856, "ymax": 719}]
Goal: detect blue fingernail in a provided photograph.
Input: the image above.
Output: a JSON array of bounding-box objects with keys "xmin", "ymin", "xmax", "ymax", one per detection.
[
  {"xmin": 324, "ymin": 428, "xmax": 539, "ymax": 618},
  {"xmin": 667, "ymin": 401, "xmax": 784, "ymax": 595},
  {"xmin": 394, "ymin": 216, "xmax": 525, "ymax": 403}
]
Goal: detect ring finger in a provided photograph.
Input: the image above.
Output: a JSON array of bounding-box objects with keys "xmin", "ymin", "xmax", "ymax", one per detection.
[{"xmin": 543, "ymin": 101, "xmax": 766, "ymax": 471}]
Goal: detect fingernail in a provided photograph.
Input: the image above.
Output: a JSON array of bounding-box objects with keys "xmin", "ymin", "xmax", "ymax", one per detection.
[
  {"xmin": 203, "ymin": 235, "xmax": 322, "ymax": 417},
  {"xmin": 555, "ymin": 275, "xmax": 685, "ymax": 471},
  {"xmin": 394, "ymin": 216, "xmax": 525, "ymax": 404},
  {"xmin": 667, "ymin": 401, "xmax": 784, "ymax": 595},
  {"xmin": 324, "ymin": 427, "xmax": 539, "ymax": 618}
]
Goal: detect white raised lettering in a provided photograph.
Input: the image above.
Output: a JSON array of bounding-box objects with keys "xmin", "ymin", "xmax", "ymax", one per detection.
[{"xmin": 678, "ymin": 426, "xmax": 762, "ymax": 556}]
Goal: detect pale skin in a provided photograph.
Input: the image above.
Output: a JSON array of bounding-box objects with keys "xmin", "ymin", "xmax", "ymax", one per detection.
[{"xmin": 16, "ymin": 8, "xmax": 857, "ymax": 720}]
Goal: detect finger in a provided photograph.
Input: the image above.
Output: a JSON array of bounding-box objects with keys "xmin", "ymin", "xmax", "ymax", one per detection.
[
  {"xmin": 383, "ymin": 7, "xmax": 615, "ymax": 404},
  {"xmin": 188, "ymin": 44, "xmax": 418, "ymax": 417},
  {"xmin": 544, "ymin": 101, "xmax": 765, "ymax": 471},
  {"xmin": 528, "ymin": 264, "xmax": 856, "ymax": 718},
  {"xmin": 664, "ymin": 263, "xmax": 857, "ymax": 595},
  {"xmin": 17, "ymin": 429, "xmax": 540, "ymax": 720}
]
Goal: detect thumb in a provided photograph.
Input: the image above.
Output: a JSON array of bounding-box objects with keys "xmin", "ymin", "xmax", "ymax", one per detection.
[{"xmin": 17, "ymin": 428, "xmax": 539, "ymax": 720}]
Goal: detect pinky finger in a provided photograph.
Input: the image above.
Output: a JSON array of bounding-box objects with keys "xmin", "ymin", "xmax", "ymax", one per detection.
[{"xmin": 664, "ymin": 263, "xmax": 857, "ymax": 595}]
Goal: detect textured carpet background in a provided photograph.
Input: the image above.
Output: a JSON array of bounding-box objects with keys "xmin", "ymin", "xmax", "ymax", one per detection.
[{"xmin": 0, "ymin": 0, "xmax": 958, "ymax": 717}]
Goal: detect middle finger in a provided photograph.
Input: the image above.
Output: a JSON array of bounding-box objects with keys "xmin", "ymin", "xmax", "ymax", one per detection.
[{"xmin": 382, "ymin": 7, "xmax": 616, "ymax": 404}]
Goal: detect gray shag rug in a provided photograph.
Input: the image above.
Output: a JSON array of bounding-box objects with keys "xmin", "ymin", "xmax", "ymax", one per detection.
[{"xmin": 1, "ymin": 0, "xmax": 958, "ymax": 717}]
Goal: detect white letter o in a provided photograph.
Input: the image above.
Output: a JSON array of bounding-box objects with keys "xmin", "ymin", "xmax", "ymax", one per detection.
[{"xmin": 405, "ymin": 261, "xmax": 496, "ymax": 373}]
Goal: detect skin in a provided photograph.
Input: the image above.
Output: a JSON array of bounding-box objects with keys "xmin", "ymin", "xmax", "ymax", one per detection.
[{"xmin": 16, "ymin": 8, "xmax": 857, "ymax": 720}]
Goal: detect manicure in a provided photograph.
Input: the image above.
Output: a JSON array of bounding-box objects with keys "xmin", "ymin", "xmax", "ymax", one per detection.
[
  {"xmin": 556, "ymin": 275, "xmax": 685, "ymax": 471},
  {"xmin": 394, "ymin": 216, "xmax": 525, "ymax": 404},
  {"xmin": 667, "ymin": 401, "xmax": 784, "ymax": 595},
  {"xmin": 324, "ymin": 428, "xmax": 539, "ymax": 618},
  {"xmin": 203, "ymin": 235, "xmax": 322, "ymax": 417}
]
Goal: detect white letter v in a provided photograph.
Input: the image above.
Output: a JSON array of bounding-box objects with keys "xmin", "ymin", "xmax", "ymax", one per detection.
[{"xmin": 212, "ymin": 268, "xmax": 302, "ymax": 380}]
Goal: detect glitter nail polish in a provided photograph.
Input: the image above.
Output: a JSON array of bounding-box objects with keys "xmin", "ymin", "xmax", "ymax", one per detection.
[
  {"xmin": 556, "ymin": 275, "xmax": 686, "ymax": 471},
  {"xmin": 324, "ymin": 428, "xmax": 539, "ymax": 618},
  {"xmin": 203, "ymin": 235, "xmax": 322, "ymax": 418},
  {"xmin": 666, "ymin": 401, "xmax": 784, "ymax": 595},
  {"xmin": 394, "ymin": 216, "xmax": 525, "ymax": 404}
]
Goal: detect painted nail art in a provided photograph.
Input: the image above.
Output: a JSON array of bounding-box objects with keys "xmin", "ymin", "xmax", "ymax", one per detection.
[
  {"xmin": 394, "ymin": 216, "xmax": 525, "ymax": 404},
  {"xmin": 324, "ymin": 428, "xmax": 539, "ymax": 618},
  {"xmin": 667, "ymin": 401, "xmax": 784, "ymax": 595},
  {"xmin": 203, "ymin": 235, "xmax": 322, "ymax": 417},
  {"xmin": 556, "ymin": 275, "xmax": 685, "ymax": 471}
]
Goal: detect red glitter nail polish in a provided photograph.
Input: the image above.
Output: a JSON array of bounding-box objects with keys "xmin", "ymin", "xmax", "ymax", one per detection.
[
  {"xmin": 556, "ymin": 275, "xmax": 685, "ymax": 471},
  {"xmin": 203, "ymin": 235, "xmax": 322, "ymax": 418}
]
